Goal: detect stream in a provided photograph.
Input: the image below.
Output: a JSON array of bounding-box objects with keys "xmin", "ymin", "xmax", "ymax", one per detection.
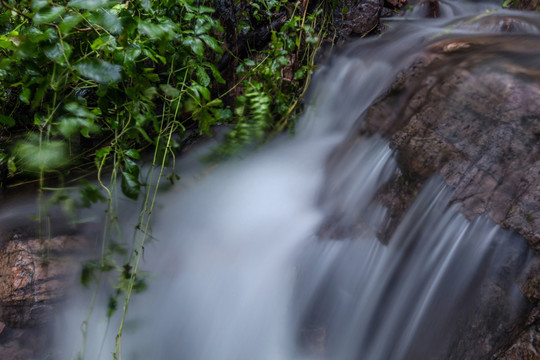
[{"xmin": 56, "ymin": 1, "xmax": 540, "ymax": 359}]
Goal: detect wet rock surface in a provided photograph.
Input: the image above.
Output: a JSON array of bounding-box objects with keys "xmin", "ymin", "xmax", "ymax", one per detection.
[
  {"xmin": 355, "ymin": 34, "xmax": 540, "ymax": 359},
  {"xmin": 363, "ymin": 35, "xmax": 540, "ymax": 250},
  {"xmin": 0, "ymin": 235, "xmax": 86, "ymax": 327},
  {"xmin": 0, "ymin": 234, "xmax": 90, "ymax": 358},
  {"xmin": 319, "ymin": 31, "xmax": 540, "ymax": 359}
]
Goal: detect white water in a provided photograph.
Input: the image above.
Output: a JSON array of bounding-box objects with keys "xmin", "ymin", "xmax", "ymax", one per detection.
[{"xmin": 56, "ymin": 3, "xmax": 540, "ymax": 360}]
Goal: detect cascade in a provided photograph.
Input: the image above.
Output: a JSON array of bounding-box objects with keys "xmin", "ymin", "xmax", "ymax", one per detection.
[{"xmin": 56, "ymin": 1, "xmax": 540, "ymax": 359}]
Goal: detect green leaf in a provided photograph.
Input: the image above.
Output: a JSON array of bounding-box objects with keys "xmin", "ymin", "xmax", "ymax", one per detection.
[
  {"xmin": 95, "ymin": 146, "xmax": 111, "ymax": 168},
  {"xmin": 89, "ymin": 9, "xmax": 122, "ymax": 34},
  {"xmin": 196, "ymin": 66, "xmax": 211, "ymax": 87},
  {"xmin": 200, "ymin": 35, "xmax": 222, "ymax": 54},
  {"xmin": 160, "ymin": 84, "xmax": 180, "ymax": 98},
  {"xmin": 0, "ymin": 115, "xmax": 15, "ymax": 127},
  {"xmin": 121, "ymin": 171, "xmax": 140, "ymax": 200},
  {"xmin": 212, "ymin": 108, "xmax": 232, "ymax": 122},
  {"xmin": 107, "ymin": 296, "xmax": 117, "ymax": 318},
  {"xmin": 74, "ymin": 59, "xmax": 122, "ymax": 83},
  {"xmin": 33, "ymin": 6, "xmax": 66, "ymax": 24},
  {"xmin": 44, "ymin": 41, "xmax": 72, "ymax": 63},
  {"xmin": 81, "ymin": 261, "xmax": 98, "ymax": 287},
  {"xmin": 7, "ymin": 157, "xmax": 16, "ymax": 176},
  {"xmin": 15, "ymin": 136, "xmax": 68, "ymax": 172},
  {"xmin": 192, "ymin": 83, "xmax": 210, "ymax": 101},
  {"xmin": 198, "ymin": 109, "xmax": 214, "ymax": 135},
  {"xmin": 32, "ymin": 0, "xmax": 49, "ymax": 11},
  {"xmin": 125, "ymin": 149, "xmax": 141, "ymax": 160},
  {"xmin": 59, "ymin": 14, "xmax": 84, "ymax": 33},
  {"xmin": 197, "ymin": 6, "xmax": 215, "ymax": 14},
  {"xmin": 68, "ymin": 0, "xmax": 115, "ymax": 10},
  {"xmin": 79, "ymin": 181, "xmax": 106, "ymax": 208},
  {"xmin": 138, "ymin": 19, "xmax": 175, "ymax": 40},
  {"xmin": 294, "ymin": 68, "xmax": 306, "ymax": 80},
  {"xmin": 206, "ymin": 63, "xmax": 225, "ymax": 84},
  {"xmin": 194, "ymin": 17, "xmax": 212, "ymax": 35},
  {"xmin": 58, "ymin": 116, "xmax": 99, "ymax": 137},
  {"xmin": 206, "ymin": 98, "xmax": 222, "ymax": 108},
  {"xmin": 183, "ymin": 37, "xmax": 204, "ymax": 57},
  {"xmin": 19, "ymin": 88, "xmax": 31, "ymax": 105},
  {"xmin": 66, "ymin": 102, "xmax": 97, "ymax": 119},
  {"xmin": 124, "ymin": 158, "xmax": 139, "ymax": 178}
]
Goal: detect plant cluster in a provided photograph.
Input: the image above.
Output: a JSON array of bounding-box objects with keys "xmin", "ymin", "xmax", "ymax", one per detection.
[{"xmin": 0, "ymin": 0, "xmax": 335, "ymax": 358}]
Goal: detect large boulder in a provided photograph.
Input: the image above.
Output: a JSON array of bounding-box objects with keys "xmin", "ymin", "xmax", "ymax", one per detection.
[
  {"xmin": 363, "ymin": 35, "xmax": 540, "ymax": 250},
  {"xmin": 322, "ymin": 32, "xmax": 540, "ymax": 358}
]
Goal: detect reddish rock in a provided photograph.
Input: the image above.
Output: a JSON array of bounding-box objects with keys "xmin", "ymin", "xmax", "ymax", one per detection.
[{"xmin": 0, "ymin": 235, "xmax": 86, "ymax": 328}]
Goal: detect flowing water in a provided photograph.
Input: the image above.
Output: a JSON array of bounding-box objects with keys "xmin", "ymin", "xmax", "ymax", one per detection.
[{"xmin": 56, "ymin": 2, "xmax": 540, "ymax": 359}]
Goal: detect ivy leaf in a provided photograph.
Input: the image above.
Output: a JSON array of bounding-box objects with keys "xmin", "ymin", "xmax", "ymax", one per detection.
[
  {"xmin": 74, "ymin": 59, "xmax": 122, "ymax": 83},
  {"xmin": 198, "ymin": 109, "xmax": 214, "ymax": 135},
  {"xmin": 121, "ymin": 171, "xmax": 140, "ymax": 200}
]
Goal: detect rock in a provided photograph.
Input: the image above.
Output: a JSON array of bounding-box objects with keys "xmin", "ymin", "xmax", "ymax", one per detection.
[
  {"xmin": 0, "ymin": 235, "xmax": 86, "ymax": 328},
  {"xmin": 0, "ymin": 326, "xmax": 51, "ymax": 360},
  {"xmin": 363, "ymin": 35, "xmax": 540, "ymax": 251},
  {"xmin": 513, "ymin": 0, "xmax": 540, "ymax": 11},
  {"xmin": 335, "ymin": 0, "xmax": 382, "ymax": 37},
  {"xmin": 494, "ymin": 320, "xmax": 540, "ymax": 359},
  {"xmin": 322, "ymin": 31, "xmax": 540, "ymax": 359}
]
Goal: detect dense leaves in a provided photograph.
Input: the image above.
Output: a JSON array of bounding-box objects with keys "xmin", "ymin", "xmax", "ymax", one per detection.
[{"xmin": 0, "ymin": 0, "xmax": 332, "ymax": 357}]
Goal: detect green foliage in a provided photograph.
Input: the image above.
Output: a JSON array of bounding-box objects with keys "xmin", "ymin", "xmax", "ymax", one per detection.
[
  {"xmin": 209, "ymin": 1, "xmax": 327, "ymax": 159},
  {"xmin": 0, "ymin": 0, "xmax": 225, "ymax": 186},
  {"xmin": 0, "ymin": 0, "xmax": 334, "ymax": 358}
]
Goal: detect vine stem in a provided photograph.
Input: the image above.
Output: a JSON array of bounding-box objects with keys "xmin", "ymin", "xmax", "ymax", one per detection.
[{"xmin": 113, "ymin": 61, "xmax": 188, "ymax": 360}]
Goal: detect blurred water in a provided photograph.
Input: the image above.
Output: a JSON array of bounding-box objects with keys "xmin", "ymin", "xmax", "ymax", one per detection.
[{"xmin": 56, "ymin": 2, "xmax": 540, "ymax": 359}]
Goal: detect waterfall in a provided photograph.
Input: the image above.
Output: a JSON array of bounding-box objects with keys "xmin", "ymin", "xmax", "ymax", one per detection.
[{"xmin": 56, "ymin": 2, "xmax": 540, "ymax": 359}]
